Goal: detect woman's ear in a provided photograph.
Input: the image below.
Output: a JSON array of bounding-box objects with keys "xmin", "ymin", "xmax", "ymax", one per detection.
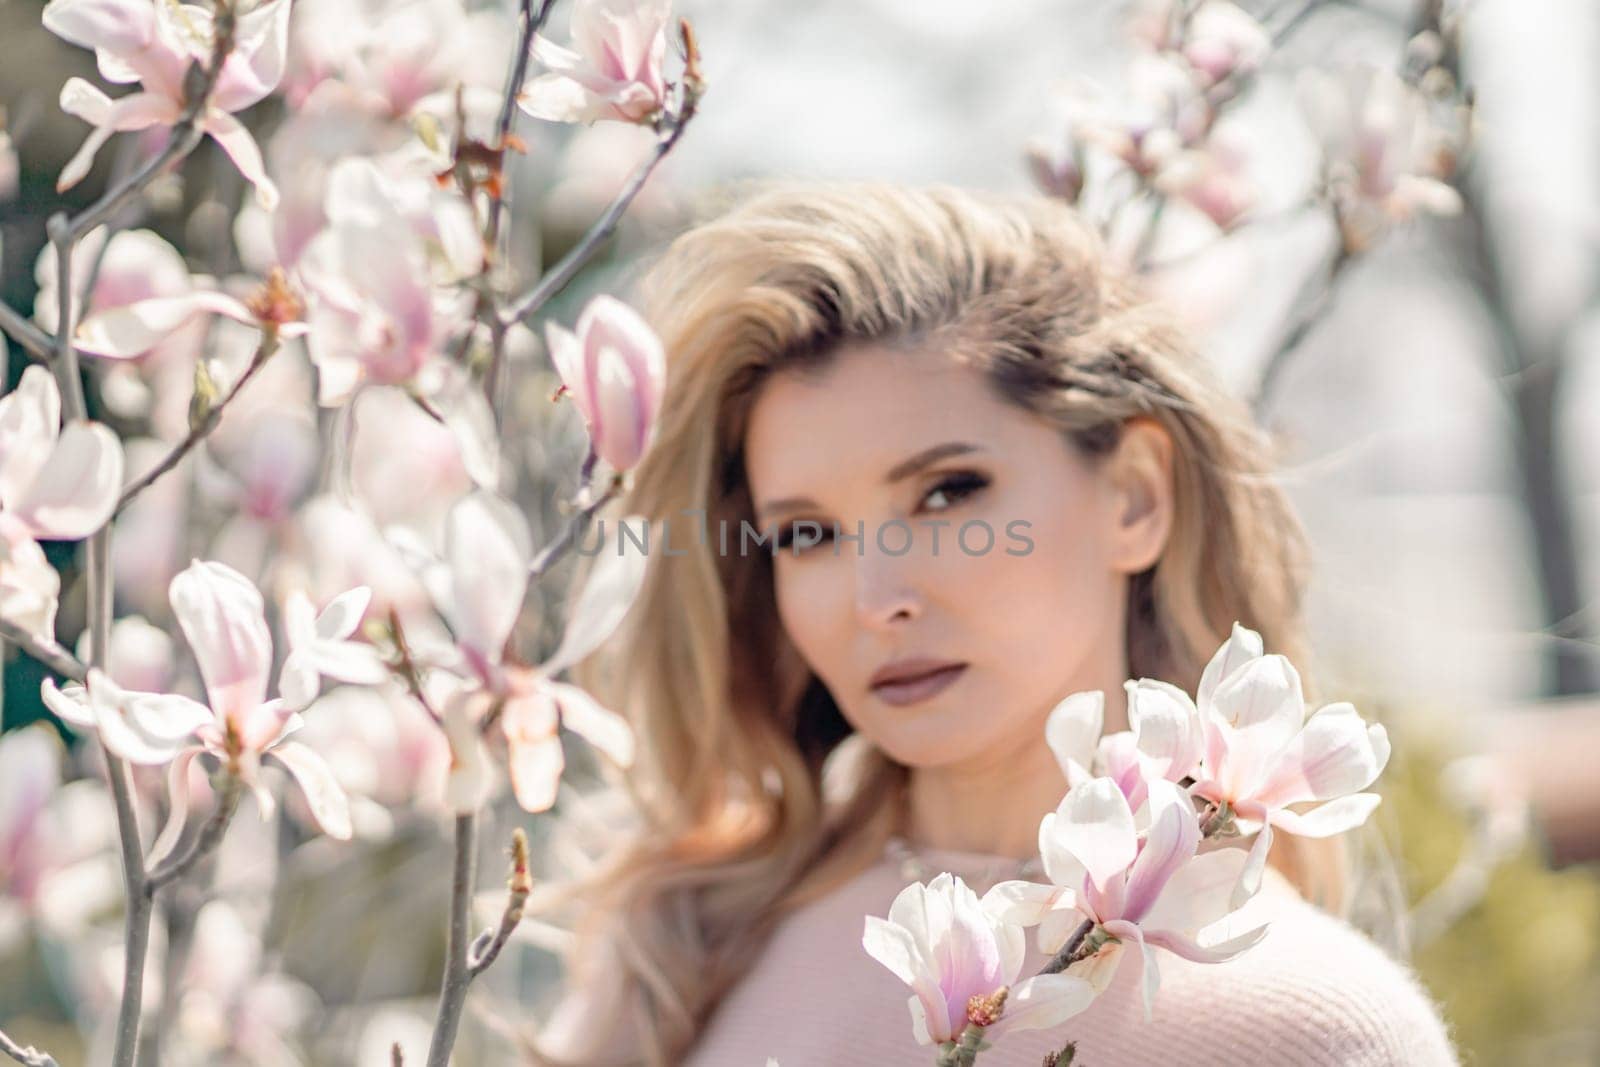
[{"xmin": 1103, "ymin": 416, "xmax": 1176, "ymax": 575}]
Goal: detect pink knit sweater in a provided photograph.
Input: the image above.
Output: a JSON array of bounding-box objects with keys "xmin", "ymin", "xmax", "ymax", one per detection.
[{"xmin": 540, "ymin": 846, "xmax": 1460, "ymax": 1066}]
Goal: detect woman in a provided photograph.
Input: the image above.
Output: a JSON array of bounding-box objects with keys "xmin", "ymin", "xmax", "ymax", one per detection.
[{"xmin": 529, "ymin": 182, "xmax": 1458, "ymax": 1065}]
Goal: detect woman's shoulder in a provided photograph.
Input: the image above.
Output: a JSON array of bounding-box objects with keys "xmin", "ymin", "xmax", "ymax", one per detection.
[
  {"xmin": 688, "ymin": 858, "xmax": 1461, "ymax": 1066},
  {"xmin": 1114, "ymin": 868, "xmax": 1462, "ymax": 1066}
]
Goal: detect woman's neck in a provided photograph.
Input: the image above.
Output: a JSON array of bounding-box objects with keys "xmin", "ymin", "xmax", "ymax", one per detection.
[{"xmin": 901, "ymin": 684, "xmax": 1131, "ymax": 861}]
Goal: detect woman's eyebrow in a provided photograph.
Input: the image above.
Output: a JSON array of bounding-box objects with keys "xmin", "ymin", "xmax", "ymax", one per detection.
[{"xmin": 754, "ymin": 441, "xmax": 984, "ymax": 519}]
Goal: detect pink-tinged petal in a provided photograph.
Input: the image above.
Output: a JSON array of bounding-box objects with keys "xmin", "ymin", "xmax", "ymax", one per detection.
[
  {"xmin": 1253, "ymin": 703, "xmax": 1390, "ymax": 809},
  {"xmin": 1051, "ymin": 778, "xmax": 1137, "ymax": 895},
  {"xmin": 1143, "ymin": 845, "xmax": 1254, "ymax": 935},
  {"xmin": 420, "ymin": 364, "xmax": 501, "ymax": 490},
  {"xmin": 10, "ymin": 421, "xmax": 122, "ymax": 541},
  {"xmin": 302, "ymin": 640, "xmax": 388, "ymax": 687},
  {"xmin": 40, "ymin": 679, "xmax": 95, "ymax": 729},
  {"xmin": 443, "ymin": 492, "xmax": 532, "ymax": 669},
  {"xmin": 545, "ymin": 321, "xmax": 595, "ymax": 426},
  {"xmin": 73, "ymin": 290, "xmax": 255, "ymax": 360},
  {"xmin": 1269, "ymin": 792, "xmax": 1382, "ymax": 838},
  {"xmin": 55, "ymin": 83, "xmax": 181, "ymax": 193},
  {"xmin": 146, "ymin": 747, "xmax": 202, "ymax": 866},
  {"xmin": 981, "ymin": 973, "xmax": 1098, "ymax": 1040},
  {"xmin": 42, "ymin": 0, "xmax": 155, "ymax": 52},
  {"xmin": 121, "ymin": 691, "xmax": 213, "ymax": 742},
  {"xmin": 84, "ymin": 670, "xmax": 192, "ymax": 764},
  {"xmin": 1197, "ymin": 621, "xmax": 1264, "ymax": 712},
  {"xmin": 1102, "ymin": 919, "xmax": 1161, "ymax": 1023},
  {"xmin": 547, "ymin": 680, "xmax": 634, "ymax": 767},
  {"xmin": 863, "ymin": 918, "xmax": 947, "ymax": 1044},
  {"xmin": 278, "ymin": 651, "xmax": 319, "ymax": 713},
  {"xmin": 1045, "ymin": 689, "xmax": 1102, "ymax": 785},
  {"xmin": 0, "ymin": 535, "xmax": 61, "ymax": 640},
  {"xmin": 1036, "ymin": 810, "xmax": 1088, "ymax": 892},
  {"xmin": 1142, "ymin": 920, "xmax": 1268, "ymax": 964},
  {"xmin": 441, "ymin": 690, "xmax": 491, "ymax": 814},
  {"xmin": 540, "ymin": 524, "xmax": 649, "ymax": 675},
  {"xmin": 518, "ymin": 73, "xmax": 597, "ymax": 124},
  {"xmin": 201, "ymin": 111, "xmax": 279, "ymax": 211},
  {"xmin": 576, "ymin": 295, "xmax": 665, "ymax": 470},
  {"xmin": 1207, "ymin": 654, "xmax": 1307, "ymax": 797},
  {"xmin": 529, "ymin": 35, "xmax": 588, "ymax": 77},
  {"xmin": 316, "ymin": 586, "xmax": 372, "ymax": 641},
  {"xmin": 209, "ymin": 0, "xmax": 291, "ymax": 112},
  {"xmin": 169, "ymin": 560, "xmax": 273, "ymax": 727},
  {"xmin": 1122, "ymin": 780, "xmax": 1200, "ymax": 922},
  {"xmin": 269, "ymin": 741, "xmax": 352, "ymax": 840},
  {"xmin": 1126, "ymin": 678, "xmax": 1203, "ymax": 781},
  {"xmin": 0, "ymin": 366, "xmax": 63, "ymax": 510},
  {"xmin": 1234, "ymin": 822, "xmax": 1273, "ymax": 909},
  {"xmin": 508, "ymin": 733, "xmax": 564, "ymax": 813},
  {"xmin": 981, "ymin": 879, "xmax": 1072, "ymax": 929}
]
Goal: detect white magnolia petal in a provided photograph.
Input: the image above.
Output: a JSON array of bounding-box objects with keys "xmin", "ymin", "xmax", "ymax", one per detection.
[
  {"xmin": 10, "ymin": 421, "xmax": 123, "ymax": 540},
  {"xmin": 203, "ymin": 110, "xmax": 279, "ymax": 211},
  {"xmin": 1256, "ymin": 704, "xmax": 1390, "ymax": 807},
  {"xmin": 1234, "ymin": 821, "xmax": 1274, "ymax": 910},
  {"xmin": 269, "ymin": 741, "xmax": 352, "ymax": 840},
  {"xmin": 1045, "ymin": 689, "xmax": 1103, "ymax": 784},
  {"xmin": 982, "ymin": 973, "xmax": 1098, "ymax": 1040},
  {"xmin": 981, "ymin": 879, "xmax": 1070, "ymax": 929},
  {"xmin": 1126, "ymin": 678, "xmax": 1204, "ymax": 781},
  {"xmin": 1142, "ymin": 845, "xmax": 1252, "ymax": 937},
  {"xmin": 518, "ymin": 73, "xmax": 596, "ymax": 123},
  {"xmin": 548, "ymin": 680, "xmax": 635, "ymax": 767},
  {"xmin": 73, "ymin": 290, "xmax": 254, "ymax": 360},
  {"xmin": 277, "ymin": 652, "xmax": 319, "ymax": 712},
  {"xmin": 42, "ymin": 0, "xmax": 157, "ymax": 54},
  {"xmin": 541, "ymin": 519, "xmax": 649, "ymax": 675},
  {"xmin": 40, "ymin": 679, "xmax": 95, "ymax": 729},
  {"xmin": 169, "ymin": 560, "xmax": 273, "ymax": 723},
  {"xmin": 1269, "ymin": 792, "xmax": 1383, "ymax": 838},
  {"xmin": 1196, "ymin": 620, "xmax": 1264, "ymax": 711},
  {"xmin": 1102, "ymin": 919, "xmax": 1161, "ymax": 1024},
  {"xmin": 443, "ymin": 492, "xmax": 532, "ymax": 665},
  {"xmin": 508, "ymin": 733, "xmax": 564, "ymax": 814},
  {"xmin": 121, "ymin": 691, "xmax": 213, "ymax": 742},
  {"xmin": 146, "ymin": 747, "xmax": 202, "ymax": 867},
  {"xmin": 316, "ymin": 586, "xmax": 372, "ymax": 641},
  {"xmin": 301, "ymin": 640, "xmax": 389, "ymax": 686},
  {"xmin": 861, "ymin": 914, "xmax": 922, "ymax": 988},
  {"xmin": 1051, "ymin": 778, "xmax": 1137, "ymax": 894}
]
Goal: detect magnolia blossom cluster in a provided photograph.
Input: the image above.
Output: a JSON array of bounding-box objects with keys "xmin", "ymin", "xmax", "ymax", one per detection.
[
  {"xmin": 1026, "ymin": 0, "xmax": 1464, "ymax": 243},
  {"xmin": 863, "ymin": 623, "xmax": 1391, "ymax": 1062}
]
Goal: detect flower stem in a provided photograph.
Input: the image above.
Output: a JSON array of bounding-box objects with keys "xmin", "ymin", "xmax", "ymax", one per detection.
[{"xmin": 425, "ymin": 813, "xmax": 479, "ymax": 1067}]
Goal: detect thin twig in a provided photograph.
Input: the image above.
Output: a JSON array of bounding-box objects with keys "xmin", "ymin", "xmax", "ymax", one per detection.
[
  {"xmin": 143, "ymin": 772, "xmax": 242, "ymax": 897},
  {"xmin": 112, "ymin": 333, "xmax": 280, "ymax": 517},
  {"xmin": 425, "ymin": 812, "xmax": 479, "ymax": 1067},
  {"xmin": 1038, "ymin": 918, "xmax": 1098, "ymax": 976},
  {"xmin": 485, "ymin": 0, "xmax": 559, "ymax": 257},
  {"xmin": 388, "ymin": 608, "xmax": 445, "ymax": 725},
  {"xmin": 0, "ymin": 302, "xmax": 53, "ymax": 362},
  {"xmin": 468, "ymin": 827, "xmax": 534, "ymax": 977},
  {"xmin": 0, "ymin": 1028, "xmax": 60, "ymax": 1067},
  {"xmin": 0, "ymin": 619, "xmax": 88, "ymax": 682},
  {"xmin": 499, "ymin": 72, "xmax": 700, "ymax": 330},
  {"xmin": 529, "ymin": 478, "xmax": 621, "ymax": 579}
]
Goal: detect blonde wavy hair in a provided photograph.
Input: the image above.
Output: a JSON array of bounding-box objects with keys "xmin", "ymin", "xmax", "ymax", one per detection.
[{"xmin": 531, "ymin": 180, "xmax": 1345, "ymax": 1066}]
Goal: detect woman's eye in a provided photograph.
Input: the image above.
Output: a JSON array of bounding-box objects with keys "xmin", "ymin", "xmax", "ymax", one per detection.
[
  {"xmin": 776, "ymin": 523, "xmax": 833, "ymax": 552},
  {"xmin": 920, "ymin": 471, "xmax": 989, "ymax": 513}
]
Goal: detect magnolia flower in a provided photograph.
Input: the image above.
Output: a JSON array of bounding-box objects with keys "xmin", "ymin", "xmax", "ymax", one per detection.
[
  {"xmin": 410, "ymin": 492, "xmax": 647, "ymax": 813},
  {"xmin": 278, "ymin": 586, "xmax": 389, "ymax": 711},
  {"xmin": 1297, "ymin": 65, "xmax": 1463, "ymax": 251},
  {"xmin": 1045, "ymin": 678, "xmax": 1204, "ymax": 811},
  {"xmin": 1179, "ymin": 2, "xmax": 1270, "ymax": 87},
  {"xmin": 42, "ymin": 561, "xmax": 354, "ymax": 858},
  {"xmin": 1154, "ymin": 134, "xmax": 1257, "ymax": 230},
  {"xmin": 989, "ymin": 778, "xmax": 1266, "ymax": 1022},
  {"xmin": 42, "ymin": 0, "xmax": 293, "ymax": 208},
  {"xmin": 0, "ymin": 365, "xmax": 124, "ymax": 636},
  {"xmin": 863, "ymin": 873, "xmax": 1096, "ymax": 1047},
  {"xmin": 519, "ymin": 0, "xmax": 672, "ymax": 125},
  {"xmin": 0, "ymin": 365, "xmax": 125, "ymax": 544},
  {"xmin": 1186, "ymin": 623, "xmax": 1391, "ymax": 904},
  {"xmin": 546, "ymin": 294, "xmax": 666, "ymax": 474}
]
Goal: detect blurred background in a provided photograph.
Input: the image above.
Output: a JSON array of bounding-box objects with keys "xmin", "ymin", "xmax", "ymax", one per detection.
[{"xmin": 2, "ymin": 0, "xmax": 1598, "ymax": 1063}]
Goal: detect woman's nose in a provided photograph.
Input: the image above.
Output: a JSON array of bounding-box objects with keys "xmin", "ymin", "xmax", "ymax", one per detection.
[{"xmin": 853, "ymin": 548, "xmax": 923, "ymax": 629}]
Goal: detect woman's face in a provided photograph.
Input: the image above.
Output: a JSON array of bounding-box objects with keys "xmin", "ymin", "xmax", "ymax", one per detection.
[{"xmin": 743, "ymin": 341, "xmax": 1174, "ymax": 772}]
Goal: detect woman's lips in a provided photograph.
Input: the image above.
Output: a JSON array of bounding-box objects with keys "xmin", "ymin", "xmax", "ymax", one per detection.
[{"xmin": 870, "ymin": 664, "xmax": 968, "ymax": 707}]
